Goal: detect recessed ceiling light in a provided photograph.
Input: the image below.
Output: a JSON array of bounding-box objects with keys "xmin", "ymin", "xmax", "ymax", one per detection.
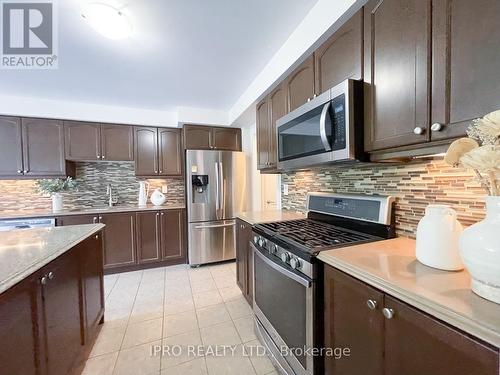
[{"xmin": 82, "ymin": 3, "xmax": 132, "ymax": 40}]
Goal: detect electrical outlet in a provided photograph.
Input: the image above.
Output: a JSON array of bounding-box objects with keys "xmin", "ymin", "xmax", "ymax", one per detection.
[
  {"xmin": 161, "ymin": 185, "xmax": 168, "ymax": 194},
  {"xmin": 283, "ymin": 184, "xmax": 289, "ymax": 196}
]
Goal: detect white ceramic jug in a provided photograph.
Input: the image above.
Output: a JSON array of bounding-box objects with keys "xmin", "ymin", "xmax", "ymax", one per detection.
[
  {"xmin": 150, "ymin": 188, "xmax": 166, "ymax": 206},
  {"xmin": 416, "ymin": 205, "xmax": 464, "ymax": 271},
  {"xmin": 138, "ymin": 181, "xmax": 150, "ymax": 207}
]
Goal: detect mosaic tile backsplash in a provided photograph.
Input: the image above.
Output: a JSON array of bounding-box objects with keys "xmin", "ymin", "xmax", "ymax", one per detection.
[
  {"xmin": 0, "ymin": 162, "xmax": 185, "ymax": 211},
  {"xmin": 281, "ymin": 158, "xmax": 487, "ymax": 237}
]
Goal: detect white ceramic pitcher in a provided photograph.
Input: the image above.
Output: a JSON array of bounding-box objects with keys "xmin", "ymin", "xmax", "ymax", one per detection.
[
  {"xmin": 138, "ymin": 181, "xmax": 150, "ymax": 207},
  {"xmin": 416, "ymin": 205, "xmax": 464, "ymax": 271}
]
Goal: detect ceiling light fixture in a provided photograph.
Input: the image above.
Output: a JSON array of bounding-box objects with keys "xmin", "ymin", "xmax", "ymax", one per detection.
[{"xmin": 82, "ymin": 3, "xmax": 133, "ymax": 40}]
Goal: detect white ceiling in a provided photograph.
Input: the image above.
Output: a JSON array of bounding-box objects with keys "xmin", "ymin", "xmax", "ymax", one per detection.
[{"xmin": 0, "ymin": 0, "xmax": 319, "ymax": 113}]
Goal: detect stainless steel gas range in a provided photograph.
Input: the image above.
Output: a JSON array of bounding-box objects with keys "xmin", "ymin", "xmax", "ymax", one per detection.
[{"xmin": 251, "ymin": 193, "xmax": 395, "ymax": 375}]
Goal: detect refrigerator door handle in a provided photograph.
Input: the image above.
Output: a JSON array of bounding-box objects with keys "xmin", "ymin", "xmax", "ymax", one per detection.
[
  {"xmin": 194, "ymin": 222, "xmax": 236, "ymax": 229},
  {"xmin": 215, "ymin": 162, "xmax": 220, "ymax": 220},
  {"xmin": 219, "ymin": 161, "xmax": 224, "ymax": 218}
]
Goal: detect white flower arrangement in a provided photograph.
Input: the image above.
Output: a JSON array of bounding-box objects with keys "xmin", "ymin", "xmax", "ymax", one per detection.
[{"xmin": 445, "ymin": 110, "xmax": 500, "ymax": 196}]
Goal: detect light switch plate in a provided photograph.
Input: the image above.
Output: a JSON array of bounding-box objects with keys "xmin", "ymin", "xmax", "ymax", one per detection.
[
  {"xmin": 283, "ymin": 184, "xmax": 289, "ymax": 196},
  {"xmin": 161, "ymin": 185, "xmax": 168, "ymax": 194}
]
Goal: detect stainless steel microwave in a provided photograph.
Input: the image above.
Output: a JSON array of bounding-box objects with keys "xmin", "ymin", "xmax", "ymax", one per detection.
[{"xmin": 276, "ymin": 79, "xmax": 365, "ymax": 171}]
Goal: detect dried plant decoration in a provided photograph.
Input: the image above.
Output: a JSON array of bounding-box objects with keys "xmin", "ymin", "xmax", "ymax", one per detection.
[{"xmin": 445, "ymin": 110, "xmax": 500, "ymax": 196}]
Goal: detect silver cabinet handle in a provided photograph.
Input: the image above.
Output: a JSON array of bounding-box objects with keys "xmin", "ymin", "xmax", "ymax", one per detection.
[
  {"xmin": 95, "ymin": 234, "xmax": 99, "ymax": 240},
  {"xmin": 413, "ymin": 126, "xmax": 425, "ymax": 135},
  {"xmin": 102, "ymin": 155, "xmax": 106, "ymax": 159},
  {"xmin": 48, "ymin": 271, "xmax": 54, "ymax": 280},
  {"xmin": 431, "ymin": 123, "xmax": 443, "ymax": 132},
  {"xmin": 17, "ymin": 170, "xmax": 22, "ymax": 174},
  {"xmin": 98, "ymin": 216, "xmax": 103, "ymax": 222},
  {"xmin": 40, "ymin": 276, "xmax": 48, "ymax": 285},
  {"xmin": 382, "ymin": 307, "xmax": 395, "ymax": 319},
  {"xmin": 23, "ymin": 170, "xmax": 29, "ymax": 173},
  {"xmin": 93, "ymin": 217, "xmax": 98, "ymax": 224},
  {"xmin": 367, "ymin": 299, "xmax": 378, "ymax": 310},
  {"xmin": 161, "ymin": 212, "xmax": 164, "ymax": 216}
]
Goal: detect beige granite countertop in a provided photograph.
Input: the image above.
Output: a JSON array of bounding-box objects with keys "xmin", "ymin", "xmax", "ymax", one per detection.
[
  {"xmin": 237, "ymin": 209, "xmax": 305, "ymax": 225},
  {"xmin": 0, "ymin": 224, "xmax": 105, "ymax": 294},
  {"xmin": 318, "ymin": 237, "xmax": 500, "ymax": 348},
  {"xmin": 0, "ymin": 204, "xmax": 186, "ymax": 220}
]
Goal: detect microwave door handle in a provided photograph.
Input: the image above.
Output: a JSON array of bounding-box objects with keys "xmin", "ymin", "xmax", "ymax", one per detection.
[{"xmin": 320, "ymin": 102, "xmax": 332, "ymax": 151}]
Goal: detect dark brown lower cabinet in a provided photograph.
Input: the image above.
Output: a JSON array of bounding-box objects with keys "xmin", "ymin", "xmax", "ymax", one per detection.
[
  {"xmin": 324, "ymin": 266, "xmax": 500, "ymax": 375},
  {"xmin": 136, "ymin": 211, "xmax": 161, "ymax": 264},
  {"xmin": 42, "ymin": 246, "xmax": 83, "ymax": 375},
  {"xmin": 160, "ymin": 209, "xmax": 186, "ymax": 261},
  {"xmin": 0, "ymin": 231, "xmax": 104, "ymax": 375},
  {"xmin": 100, "ymin": 213, "xmax": 137, "ymax": 269},
  {"xmin": 236, "ymin": 218, "xmax": 253, "ymax": 305}
]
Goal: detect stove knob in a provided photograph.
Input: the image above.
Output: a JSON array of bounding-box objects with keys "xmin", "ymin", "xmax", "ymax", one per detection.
[
  {"xmin": 290, "ymin": 257, "xmax": 302, "ymax": 270},
  {"xmin": 253, "ymin": 235, "xmax": 259, "ymax": 244},
  {"xmin": 258, "ymin": 238, "xmax": 266, "ymax": 247},
  {"xmin": 269, "ymin": 244, "xmax": 278, "ymax": 254},
  {"xmin": 281, "ymin": 252, "xmax": 291, "ymax": 263}
]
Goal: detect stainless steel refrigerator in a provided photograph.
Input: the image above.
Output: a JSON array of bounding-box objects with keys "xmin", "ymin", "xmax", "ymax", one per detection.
[{"xmin": 186, "ymin": 150, "xmax": 247, "ymax": 265}]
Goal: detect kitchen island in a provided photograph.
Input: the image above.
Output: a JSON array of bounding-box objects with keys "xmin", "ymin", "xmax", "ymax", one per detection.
[{"xmin": 0, "ymin": 224, "xmax": 105, "ymax": 375}]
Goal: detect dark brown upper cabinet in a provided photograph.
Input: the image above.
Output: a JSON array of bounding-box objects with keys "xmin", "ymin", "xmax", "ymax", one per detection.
[
  {"xmin": 136, "ymin": 211, "xmax": 161, "ymax": 264},
  {"xmin": 212, "ymin": 127, "xmax": 241, "ymax": 151},
  {"xmin": 65, "ymin": 121, "xmax": 133, "ymax": 161},
  {"xmin": 159, "ymin": 128, "xmax": 183, "ymax": 176},
  {"xmin": 268, "ymin": 83, "xmax": 287, "ymax": 168},
  {"xmin": 364, "ymin": 0, "xmax": 431, "ymax": 152},
  {"xmin": 160, "ymin": 209, "xmax": 186, "ymax": 262},
  {"xmin": 314, "ymin": 9, "xmax": 363, "ymax": 95},
  {"xmin": 325, "ymin": 266, "xmax": 500, "ymax": 375},
  {"xmin": 256, "ymin": 99, "xmax": 270, "ymax": 170},
  {"xmin": 285, "ymin": 55, "xmax": 315, "ymax": 112},
  {"xmin": 184, "ymin": 124, "xmax": 241, "ymax": 151},
  {"xmin": 100, "ymin": 124, "xmax": 134, "ymax": 161},
  {"xmin": 135, "ymin": 127, "xmax": 183, "ymax": 177},
  {"xmin": 0, "ymin": 116, "xmax": 23, "ymax": 177},
  {"xmin": 431, "ymin": 0, "xmax": 500, "ymax": 142}
]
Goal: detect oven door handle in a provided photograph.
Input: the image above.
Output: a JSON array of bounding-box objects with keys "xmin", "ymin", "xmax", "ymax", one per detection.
[
  {"xmin": 252, "ymin": 244, "xmax": 311, "ymax": 288},
  {"xmin": 320, "ymin": 101, "xmax": 332, "ymax": 151}
]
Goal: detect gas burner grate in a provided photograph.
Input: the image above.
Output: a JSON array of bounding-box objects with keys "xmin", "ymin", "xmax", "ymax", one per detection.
[{"xmin": 258, "ymin": 219, "xmax": 375, "ymax": 249}]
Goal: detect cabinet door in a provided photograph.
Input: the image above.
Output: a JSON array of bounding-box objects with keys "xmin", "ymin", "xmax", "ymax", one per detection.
[
  {"xmin": 384, "ymin": 295, "xmax": 499, "ymax": 375},
  {"xmin": 64, "ymin": 121, "xmax": 101, "ymax": 161},
  {"xmin": 100, "ymin": 124, "xmax": 134, "ymax": 161},
  {"xmin": 134, "ymin": 127, "xmax": 159, "ymax": 176},
  {"xmin": 212, "ymin": 127, "xmax": 241, "ymax": 151},
  {"xmin": 160, "ymin": 209, "xmax": 186, "ymax": 261},
  {"xmin": 364, "ymin": 0, "xmax": 431, "ymax": 151},
  {"xmin": 0, "ymin": 116, "xmax": 23, "ymax": 177},
  {"xmin": 79, "ymin": 233, "xmax": 104, "ymax": 344},
  {"xmin": 235, "ymin": 219, "xmax": 247, "ymax": 295},
  {"xmin": 286, "ymin": 55, "xmax": 315, "ymax": 112},
  {"xmin": 183, "ymin": 125, "xmax": 212, "ymax": 150},
  {"xmin": 22, "ymin": 118, "xmax": 66, "ymax": 177},
  {"xmin": 432, "ymin": 0, "xmax": 500, "ymax": 141},
  {"xmin": 314, "ymin": 9, "xmax": 363, "ymax": 95},
  {"xmin": 324, "ymin": 267, "xmax": 384, "ymax": 375},
  {"xmin": 136, "ymin": 211, "xmax": 161, "ymax": 264},
  {"xmin": 100, "ymin": 213, "xmax": 137, "ymax": 268},
  {"xmin": 158, "ymin": 128, "xmax": 183, "ymax": 176},
  {"xmin": 256, "ymin": 98, "xmax": 270, "ymax": 170},
  {"xmin": 42, "ymin": 248, "xmax": 82, "ymax": 375},
  {"xmin": 0, "ymin": 273, "xmax": 41, "ymax": 375},
  {"xmin": 56, "ymin": 214, "xmax": 96, "ymax": 226},
  {"xmin": 268, "ymin": 84, "xmax": 287, "ymax": 168}
]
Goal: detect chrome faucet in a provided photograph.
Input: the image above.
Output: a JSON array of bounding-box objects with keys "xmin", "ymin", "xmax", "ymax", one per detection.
[{"xmin": 106, "ymin": 184, "xmax": 118, "ymax": 207}]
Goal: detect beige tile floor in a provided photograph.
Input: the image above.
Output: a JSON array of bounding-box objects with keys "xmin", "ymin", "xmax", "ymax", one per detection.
[{"xmin": 82, "ymin": 261, "xmax": 278, "ymax": 375}]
